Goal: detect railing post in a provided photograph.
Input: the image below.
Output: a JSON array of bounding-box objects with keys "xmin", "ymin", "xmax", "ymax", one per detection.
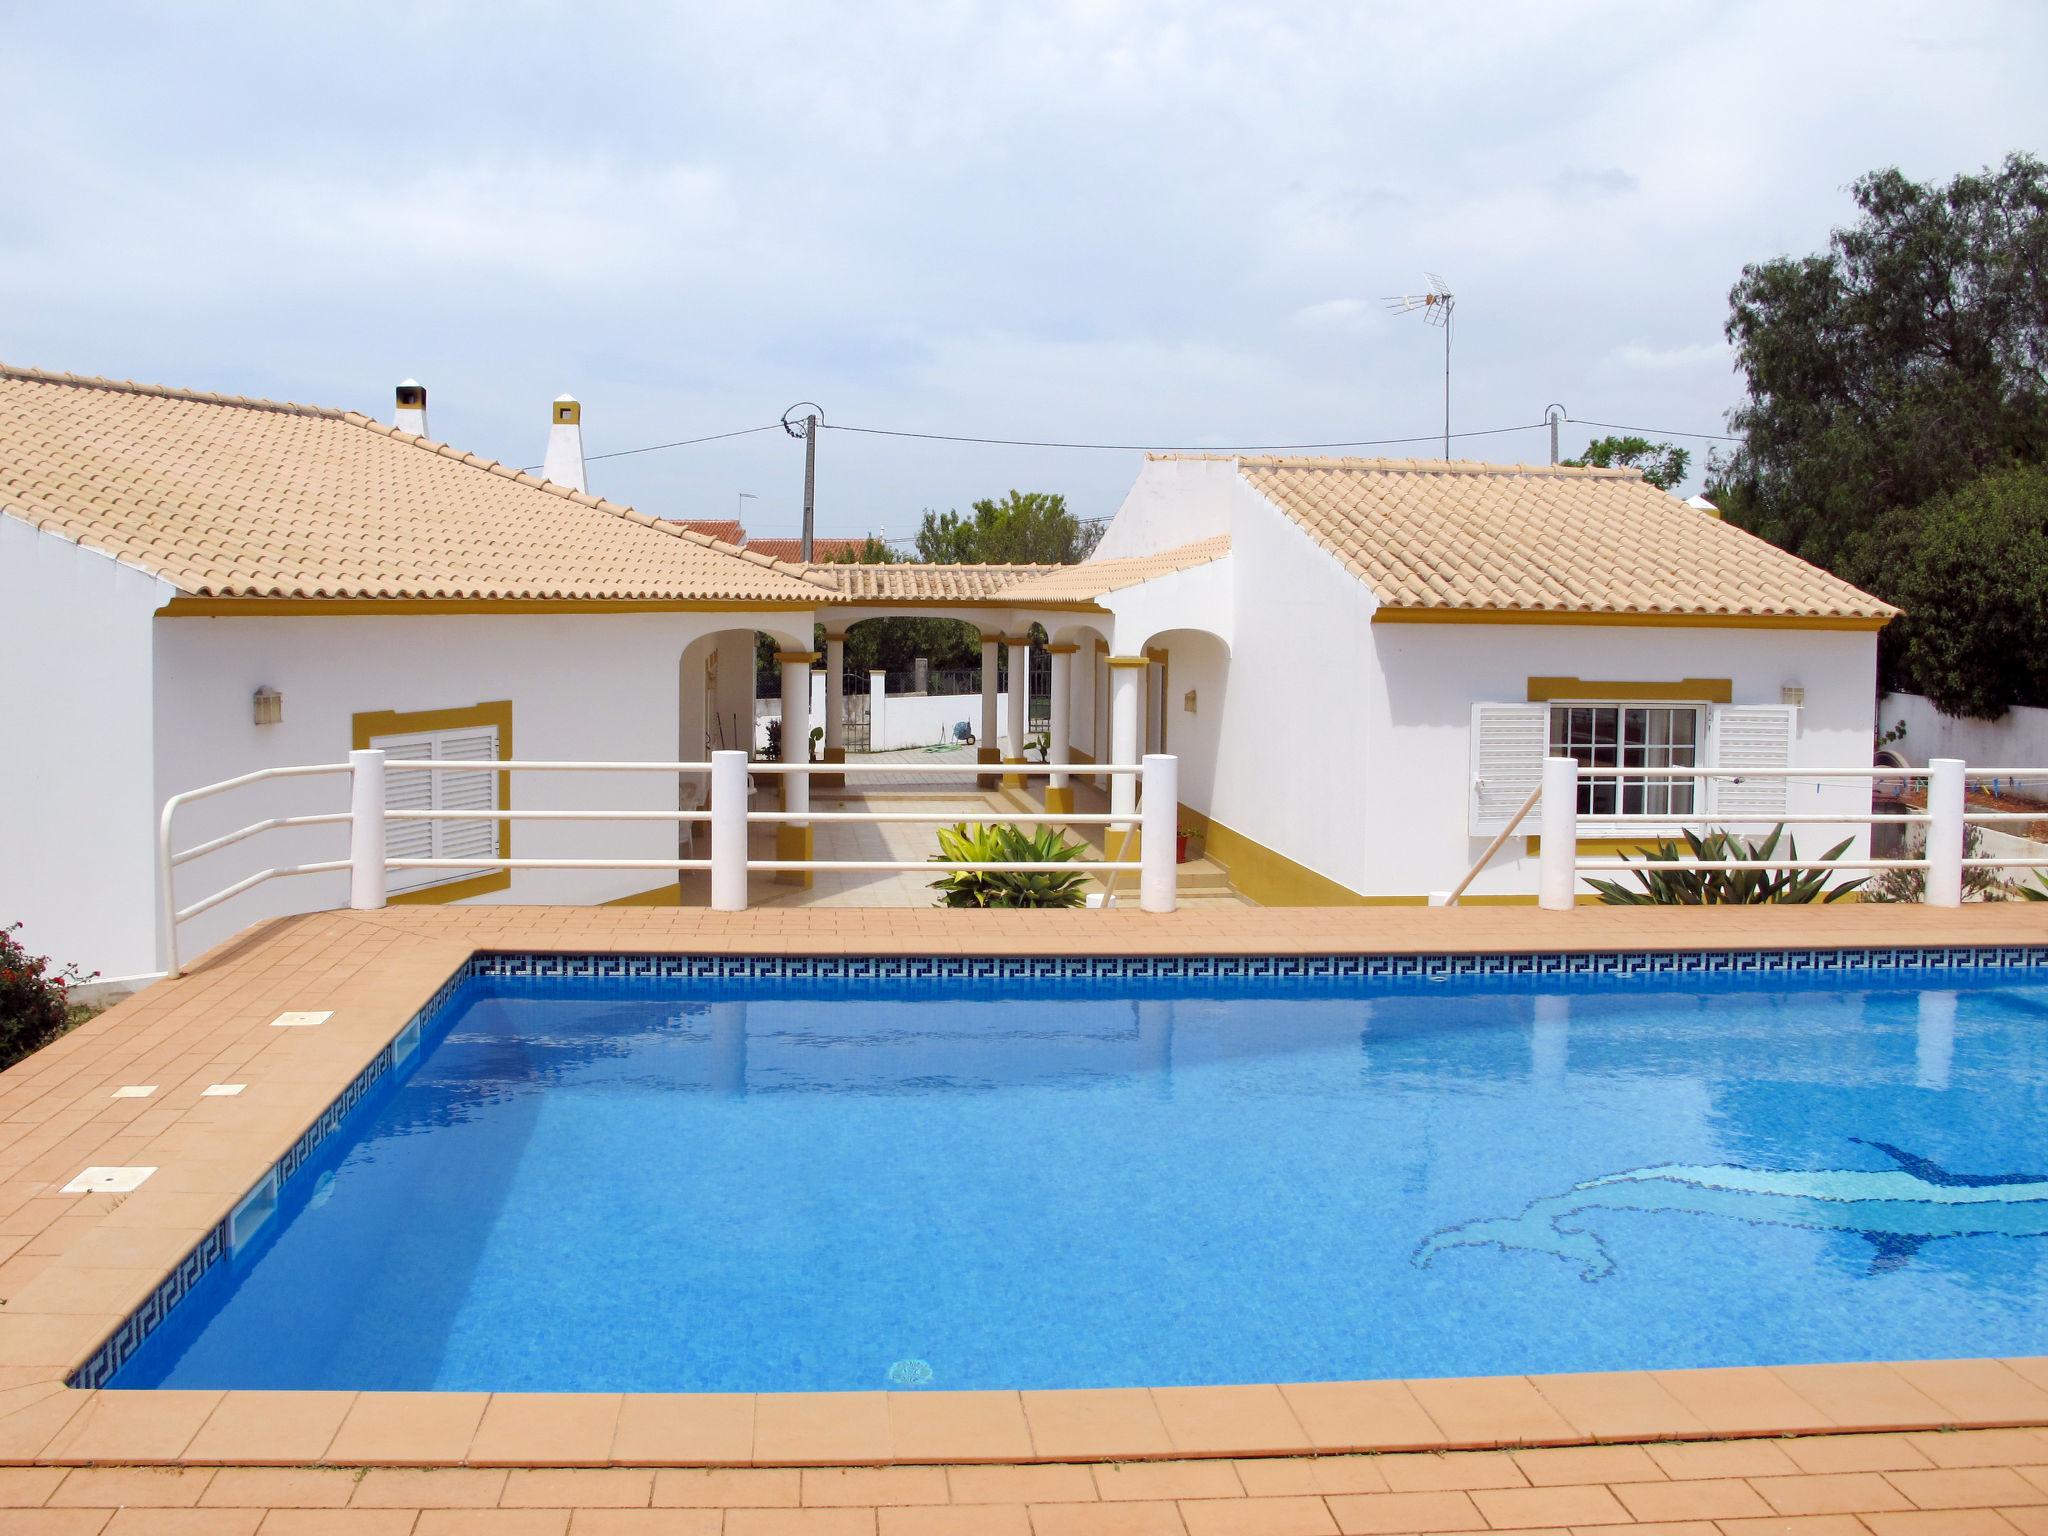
[
  {"xmin": 710, "ymin": 749, "xmax": 749, "ymax": 911},
  {"xmin": 1926, "ymin": 756, "xmax": 1965, "ymax": 908},
  {"xmin": 1140, "ymin": 753, "xmax": 1178, "ymax": 914},
  {"xmin": 158, "ymin": 798, "xmax": 183, "ymax": 976},
  {"xmin": 347, "ymin": 749, "xmax": 387, "ymax": 911},
  {"xmin": 1537, "ymin": 755, "xmax": 1579, "ymax": 911}
]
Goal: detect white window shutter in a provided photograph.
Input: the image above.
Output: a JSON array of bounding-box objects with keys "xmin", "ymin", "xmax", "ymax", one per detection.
[
  {"xmin": 1707, "ymin": 705, "xmax": 1796, "ymax": 819},
  {"xmin": 1469, "ymin": 703, "xmax": 1548, "ymax": 835},
  {"xmin": 434, "ymin": 728, "xmax": 500, "ymax": 863}
]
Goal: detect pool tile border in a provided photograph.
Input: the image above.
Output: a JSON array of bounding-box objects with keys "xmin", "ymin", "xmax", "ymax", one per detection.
[{"xmin": 66, "ymin": 937, "xmax": 2048, "ymax": 1396}]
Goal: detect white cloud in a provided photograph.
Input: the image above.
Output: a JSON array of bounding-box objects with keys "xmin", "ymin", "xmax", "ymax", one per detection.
[{"xmin": 1609, "ymin": 342, "xmax": 1735, "ymax": 373}]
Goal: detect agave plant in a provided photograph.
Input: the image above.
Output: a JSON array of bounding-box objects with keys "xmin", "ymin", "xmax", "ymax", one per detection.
[
  {"xmin": 929, "ymin": 822, "xmax": 1090, "ymax": 909},
  {"xmin": 1586, "ymin": 825, "xmax": 1866, "ymax": 905}
]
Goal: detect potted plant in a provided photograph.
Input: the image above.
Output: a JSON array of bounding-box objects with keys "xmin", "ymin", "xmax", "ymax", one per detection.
[
  {"xmin": 1176, "ymin": 820, "xmax": 1204, "ymax": 864},
  {"xmin": 808, "ymin": 725, "xmax": 824, "ymax": 763}
]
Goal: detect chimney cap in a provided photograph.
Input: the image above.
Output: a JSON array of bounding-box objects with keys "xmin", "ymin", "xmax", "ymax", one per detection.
[
  {"xmin": 395, "ymin": 379, "xmax": 427, "ymax": 409},
  {"xmin": 552, "ymin": 394, "xmax": 581, "ymax": 425}
]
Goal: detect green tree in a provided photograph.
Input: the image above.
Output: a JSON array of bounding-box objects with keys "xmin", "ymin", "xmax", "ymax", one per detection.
[
  {"xmin": 1714, "ymin": 153, "xmax": 2048, "ymax": 578},
  {"xmin": 1866, "ymin": 464, "xmax": 2048, "ymax": 718},
  {"xmin": 915, "ymin": 490, "xmax": 1102, "ymax": 564},
  {"xmin": 1562, "ymin": 434, "xmax": 1689, "ymax": 490}
]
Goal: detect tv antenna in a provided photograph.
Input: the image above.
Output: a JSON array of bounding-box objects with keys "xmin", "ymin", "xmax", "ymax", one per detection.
[{"xmin": 1384, "ymin": 274, "xmax": 1455, "ymax": 460}]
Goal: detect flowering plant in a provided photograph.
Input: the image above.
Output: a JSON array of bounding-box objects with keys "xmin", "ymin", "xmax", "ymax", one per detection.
[{"xmin": 1, "ymin": 923, "xmax": 95, "ymax": 1071}]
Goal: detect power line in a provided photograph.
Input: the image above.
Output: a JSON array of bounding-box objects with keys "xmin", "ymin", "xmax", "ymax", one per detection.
[
  {"xmin": 821, "ymin": 420, "xmax": 1545, "ymax": 452},
  {"xmin": 517, "ymin": 421, "xmax": 784, "ymax": 471},
  {"xmin": 1568, "ymin": 417, "xmax": 1741, "ymax": 443}
]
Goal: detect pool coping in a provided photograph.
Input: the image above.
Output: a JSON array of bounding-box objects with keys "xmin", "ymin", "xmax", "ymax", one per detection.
[{"xmin": 2, "ymin": 903, "xmax": 2046, "ymax": 1468}]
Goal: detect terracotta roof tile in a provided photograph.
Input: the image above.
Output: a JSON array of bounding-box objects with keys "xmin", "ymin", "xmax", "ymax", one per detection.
[
  {"xmin": 800, "ymin": 562, "xmax": 1055, "ymax": 601},
  {"xmin": 995, "ymin": 535, "xmax": 1231, "ymax": 602},
  {"xmin": 1224, "ymin": 455, "xmax": 1894, "ymax": 620},
  {"xmin": 0, "ymin": 365, "xmax": 830, "ymax": 603},
  {"xmin": 746, "ymin": 536, "xmax": 871, "ymax": 561}
]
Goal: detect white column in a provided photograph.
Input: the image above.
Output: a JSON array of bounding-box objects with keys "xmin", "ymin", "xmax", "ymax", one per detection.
[
  {"xmin": 1046, "ymin": 643, "xmax": 1075, "ymax": 811},
  {"xmin": 1537, "ymin": 755, "xmax": 1579, "ymax": 911},
  {"xmin": 1926, "ymin": 756, "xmax": 1965, "ymax": 908},
  {"xmin": 1005, "ymin": 634, "xmax": 1030, "ymax": 777},
  {"xmin": 777, "ymin": 649, "xmax": 816, "ymax": 884},
  {"xmin": 710, "ymin": 750, "xmax": 749, "ymax": 911},
  {"xmin": 1107, "ymin": 656, "xmax": 1147, "ymax": 857},
  {"xmin": 823, "ymin": 633, "xmax": 846, "ymax": 759},
  {"xmin": 869, "ymin": 669, "xmax": 886, "ymax": 752},
  {"xmin": 978, "ymin": 636, "xmax": 1001, "ymax": 781},
  {"xmin": 1146, "ymin": 655, "xmax": 1166, "ymax": 753},
  {"xmin": 348, "ymin": 749, "xmax": 387, "ymax": 911},
  {"xmin": 1140, "ymin": 753, "xmax": 1178, "ymax": 913}
]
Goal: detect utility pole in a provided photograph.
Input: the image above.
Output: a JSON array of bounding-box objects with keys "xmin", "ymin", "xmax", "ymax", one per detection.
[
  {"xmin": 782, "ymin": 403, "xmax": 824, "ymax": 562},
  {"xmin": 801, "ymin": 413, "xmax": 817, "ymax": 562},
  {"xmin": 1546, "ymin": 404, "xmax": 1567, "ymax": 465}
]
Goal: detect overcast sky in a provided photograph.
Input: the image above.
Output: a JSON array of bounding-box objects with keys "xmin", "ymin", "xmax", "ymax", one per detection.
[{"xmin": 4, "ymin": 3, "xmax": 2043, "ymax": 540}]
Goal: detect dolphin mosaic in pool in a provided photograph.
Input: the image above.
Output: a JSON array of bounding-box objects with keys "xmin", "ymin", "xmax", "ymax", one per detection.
[{"xmin": 1415, "ymin": 1141, "xmax": 2048, "ymax": 1281}]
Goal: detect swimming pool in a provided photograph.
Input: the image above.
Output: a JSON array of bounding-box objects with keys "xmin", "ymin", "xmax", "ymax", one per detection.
[{"xmin": 105, "ymin": 950, "xmax": 2048, "ymax": 1393}]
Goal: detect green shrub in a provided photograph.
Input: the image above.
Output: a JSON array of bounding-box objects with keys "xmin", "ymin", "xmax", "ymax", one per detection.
[
  {"xmin": 1586, "ymin": 826, "xmax": 1866, "ymax": 905},
  {"xmin": 929, "ymin": 822, "xmax": 1090, "ymax": 908},
  {"xmin": 1, "ymin": 923, "xmax": 94, "ymax": 1072}
]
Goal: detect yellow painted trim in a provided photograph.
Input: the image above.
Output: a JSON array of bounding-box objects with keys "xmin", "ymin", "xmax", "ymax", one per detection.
[
  {"xmin": 159, "ymin": 597, "xmax": 819, "ymax": 617},
  {"xmin": 1172, "ymin": 807, "xmax": 1367, "ymax": 908},
  {"xmin": 1044, "ymin": 642, "xmax": 1079, "ymax": 655},
  {"xmin": 1527, "ymin": 676, "xmax": 1733, "ymax": 704},
  {"xmin": 773, "ymin": 649, "xmax": 821, "ymax": 664},
  {"xmin": 553, "ymin": 399, "xmax": 582, "ymax": 424},
  {"xmin": 1143, "ymin": 646, "xmax": 1168, "ymax": 663},
  {"xmin": 602, "ymin": 883, "xmax": 683, "ymax": 907},
  {"xmin": 1527, "ymin": 836, "xmax": 1677, "ymax": 857},
  {"xmin": 774, "ymin": 824, "xmax": 814, "ymax": 887},
  {"xmin": 1002, "ymin": 634, "xmax": 1034, "ymax": 647},
  {"xmin": 1094, "ymin": 638, "xmax": 1110, "ymax": 653},
  {"xmin": 1068, "ymin": 746, "xmax": 1096, "ymax": 766},
  {"xmin": 351, "ymin": 699, "xmax": 513, "ymax": 905},
  {"xmin": 1373, "ymin": 606, "xmax": 1890, "ymax": 632},
  {"xmin": 1106, "ymin": 655, "xmax": 1151, "ymax": 669},
  {"xmin": 1044, "ymin": 785, "xmax": 1075, "ymax": 814},
  {"xmin": 822, "ymin": 631, "xmax": 849, "ymax": 643}
]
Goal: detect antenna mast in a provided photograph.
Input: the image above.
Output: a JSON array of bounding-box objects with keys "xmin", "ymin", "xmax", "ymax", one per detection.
[{"xmin": 1383, "ymin": 275, "xmax": 1455, "ymax": 459}]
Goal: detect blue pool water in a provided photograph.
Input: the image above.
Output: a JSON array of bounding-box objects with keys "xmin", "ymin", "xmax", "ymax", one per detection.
[{"xmin": 112, "ymin": 960, "xmax": 2048, "ymax": 1391}]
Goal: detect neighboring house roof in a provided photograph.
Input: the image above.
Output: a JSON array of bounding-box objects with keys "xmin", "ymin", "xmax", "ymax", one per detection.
[
  {"xmin": 997, "ymin": 536, "xmax": 1231, "ymax": 603},
  {"xmin": 0, "ymin": 365, "xmax": 826, "ymax": 602},
  {"xmin": 800, "ymin": 562, "xmax": 1055, "ymax": 602},
  {"xmin": 678, "ymin": 518, "xmax": 748, "ymax": 544},
  {"xmin": 744, "ymin": 536, "xmax": 872, "ymax": 562},
  {"xmin": 1225, "ymin": 456, "xmax": 1894, "ymax": 623}
]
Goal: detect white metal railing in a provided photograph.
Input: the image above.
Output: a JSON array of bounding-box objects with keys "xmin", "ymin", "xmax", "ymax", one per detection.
[{"xmin": 156, "ymin": 750, "xmax": 1178, "ymax": 974}]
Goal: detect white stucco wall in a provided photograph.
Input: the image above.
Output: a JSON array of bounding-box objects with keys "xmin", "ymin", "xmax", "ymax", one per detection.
[
  {"xmin": 152, "ymin": 609, "xmax": 813, "ymax": 966},
  {"xmin": 0, "ymin": 515, "xmax": 179, "ymax": 980},
  {"xmin": 1090, "ymin": 456, "xmax": 1238, "ymax": 560},
  {"xmin": 1882, "ymin": 692, "xmax": 2048, "ymax": 786},
  {"xmin": 1368, "ymin": 623, "xmax": 1881, "ymax": 898}
]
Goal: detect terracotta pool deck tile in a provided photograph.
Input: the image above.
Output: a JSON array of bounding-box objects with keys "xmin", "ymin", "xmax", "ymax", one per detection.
[
  {"xmin": 1321, "ymin": 1487, "xmax": 1487, "ymax": 1533},
  {"xmin": 1401, "ymin": 1376, "xmax": 1578, "ymax": 1449},
  {"xmin": 1891, "ymin": 1359, "xmax": 2048, "ymax": 1424},
  {"xmin": 1884, "ymin": 1463, "xmax": 2048, "ymax": 1508},
  {"xmin": 1609, "ymin": 1477, "xmax": 1774, "ymax": 1523},
  {"xmin": 946, "ymin": 1462, "xmax": 1098, "ymax": 1504},
  {"xmin": 876, "ymin": 1505, "xmax": 1030, "ymax": 1536},
  {"xmin": 1777, "ymin": 1432, "xmax": 1932, "ymax": 1474},
  {"xmin": 1643, "ymin": 1439, "xmax": 1801, "ymax": 1480},
  {"xmin": 567, "ymin": 1512, "xmax": 723, "ymax": 1536},
  {"xmin": 1275, "ymin": 1381, "xmax": 1442, "ymax": 1453},
  {"xmin": 650, "ymin": 1467, "xmax": 802, "ymax": 1507},
  {"xmin": 348, "ymin": 1467, "xmax": 506, "ymax": 1508},
  {"xmin": 1769, "ymin": 1364, "xmax": 1954, "ymax": 1433},
  {"xmin": 1511, "ymin": 1443, "xmax": 1666, "ymax": 1485},
  {"xmin": 0, "ymin": 1312, "xmax": 116, "ymax": 1372},
  {"xmin": 608, "ymin": 1392, "xmax": 754, "ymax": 1466},
  {"xmin": 1470, "ymin": 1480, "xmax": 1634, "ymax": 1527},
  {"xmin": 1750, "ymin": 1469, "xmax": 1918, "ymax": 1514},
  {"xmin": 47, "ymin": 1465, "xmax": 217, "ymax": 1506},
  {"xmin": 721, "ymin": 1510, "xmax": 877, "ymax": 1536},
  {"xmin": 1175, "ymin": 1491, "xmax": 1336, "ymax": 1535},
  {"xmin": 1860, "ymin": 1513, "xmax": 2030, "ymax": 1535},
  {"xmin": 201, "ymin": 1467, "xmax": 362, "ymax": 1508},
  {"xmin": 413, "ymin": 1513, "xmax": 571, "ymax": 1536},
  {"xmin": 1230, "ymin": 1457, "xmax": 1388, "ymax": 1498},
  {"xmin": 1021, "ymin": 1501, "xmax": 1185, "ymax": 1536},
  {"xmin": 753, "ymin": 1393, "xmax": 892, "ymax": 1466},
  {"xmin": 1376, "ymin": 1448, "xmax": 1527, "ymax": 1491},
  {"xmin": 327, "ymin": 1392, "xmax": 493, "ymax": 1466},
  {"xmin": 799, "ymin": 1466, "xmax": 950, "ymax": 1506},
  {"xmin": 885, "ymin": 1391, "xmax": 1030, "ymax": 1463},
  {"xmin": 0, "ymin": 1264, "xmax": 164, "ymax": 1317},
  {"xmin": 5, "ymin": 1514, "xmax": 112, "ymax": 1536},
  {"xmin": 184, "ymin": 1391, "xmax": 358, "ymax": 1465},
  {"xmin": 1022, "ymin": 1391, "xmax": 1175, "ymax": 1462},
  {"xmin": 467, "ymin": 1396, "xmax": 625, "ymax": 1468},
  {"xmin": 1150, "ymin": 1385, "xmax": 1309, "ymax": 1457},
  {"xmin": 0, "ymin": 1380, "xmax": 86, "ymax": 1461},
  {"xmin": 102, "ymin": 1509, "xmax": 263, "ymax": 1536},
  {"xmin": 500, "ymin": 1469, "xmax": 655, "ymax": 1507},
  {"xmin": 1903, "ymin": 1427, "xmax": 2048, "ymax": 1467},
  {"xmin": 1091, "ymin": 1459, "xmax": 1243, "ymax": 1501},
  {"xmin": 1529, "ymin": 1372, "xmax": 1707, "ymax": 1441},
  {"xmin": 40, "ymin": 1388, "xmax": 224, "ymax": 1463},
  {"xmin": 256, "ymin": 1514, "xmax": 423, "ymax": 1536}
]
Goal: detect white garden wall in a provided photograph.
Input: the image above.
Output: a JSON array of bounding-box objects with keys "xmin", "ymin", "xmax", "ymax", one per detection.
[
  {"xmin": 0, "ymin": 515, "xmax": 178, "ymax": 981},
  {"xmin": 1882, "ymin": 692, "xmax": 2048, "ymax": 790}
]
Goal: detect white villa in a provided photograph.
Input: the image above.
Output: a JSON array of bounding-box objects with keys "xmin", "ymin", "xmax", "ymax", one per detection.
[{"xmin": 0, "ymin": 365, "xmax": 1893, "ymax": 982}]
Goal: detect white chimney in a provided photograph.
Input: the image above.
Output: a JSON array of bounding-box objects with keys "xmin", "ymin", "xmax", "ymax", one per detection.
[
  {"xmin": 542, "ymin": 394, "xmax": 587, "ymax": 493},
  {"xmin": 393, "ymin": 379, "xmax": 428, "ymax": 437}
]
